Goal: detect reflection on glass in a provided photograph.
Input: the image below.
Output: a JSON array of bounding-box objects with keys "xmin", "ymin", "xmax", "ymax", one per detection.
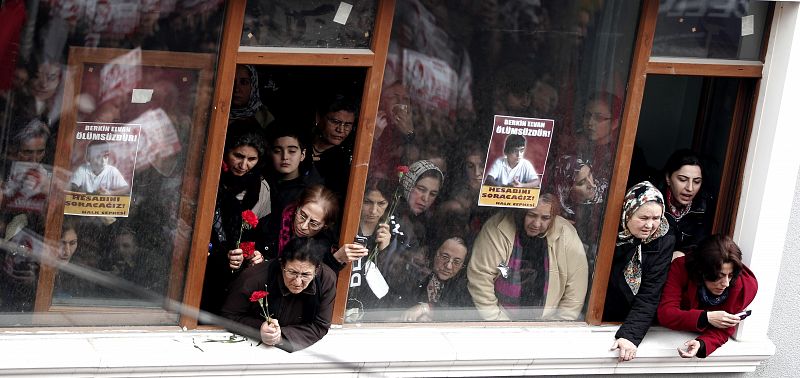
[
  {"xmin": 653, "ymin": 0, "xmax": 769, "ymax": 60},
  {"xmin": 241, "ymin": 0, "xmax": 377, "ymax": 48},
  {"xmin": 347, "ymin": 0, "xmax": 641, "ymax": 323},
  {"xmin": 0, "ymin": 1, "xmax": 225, "ymax": 326}
]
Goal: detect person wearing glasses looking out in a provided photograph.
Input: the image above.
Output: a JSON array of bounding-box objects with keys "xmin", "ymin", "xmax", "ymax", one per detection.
[
  {"xmin": 222, "ymin": 237, "xmax": 336, "ymax": 352},
  {"xmin": 255, "ymin": 184, "xmax": 368, "ymax": 273},
  {"xmin": 402, "ymin": 237, "xmax": 475, "ymax": 322},
  {"xmin": 468, "ymin": 193, "xmax": 589, "ymax": 321},
  {"xmin": 578, "ymin": 92, "xmax": 622, "ymax": 189},
  {"xmin": 303, "ymin": 93, "xmax": 358, "ymax": 197}
]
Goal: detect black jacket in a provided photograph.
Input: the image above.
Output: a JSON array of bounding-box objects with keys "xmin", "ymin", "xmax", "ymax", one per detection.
[
  {"xmin": 221, "ymin": 259, "xmax": 336, "ymax": 352},
  {"xmin": 665, "ymin": 192, "xmax": 713, "ymax": 252},
  {"xmin": 603, "ymin": 229, "xmax": 675, "ymax": 345}
]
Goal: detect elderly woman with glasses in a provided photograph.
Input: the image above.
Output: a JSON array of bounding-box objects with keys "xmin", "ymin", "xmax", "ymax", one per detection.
[
  {"xmin": 252, "ymin": 184, "xmax": 368, "ymax": 273},
  {"xmin": 401, "ymin": 237, "xmax": 475, "ymax": 322},
  {"xmin": 467, "ymin": 193, "xmax": 589, "ymax": 322},
  {"xmin": 222, "ymin": 237, "xmax": 336, "ymax": 352}
]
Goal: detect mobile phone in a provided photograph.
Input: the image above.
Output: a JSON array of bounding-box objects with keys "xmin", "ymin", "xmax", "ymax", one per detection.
[
  {"xmin": 735, "ymin": 309, "xmax": 752, "ymax": 320},
  {"xmin": 354, "ymin": 235, "xmax": 368, "ymax": 247}
]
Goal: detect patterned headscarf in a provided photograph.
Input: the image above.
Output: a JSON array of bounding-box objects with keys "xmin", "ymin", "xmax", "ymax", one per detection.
[
  {"xmin": 617, "ymin": 181, "xmax": 669, "ymax": 245},
  {"xmin": 229, "ymin": 65, "xmax": 264, "ymax": 121},
  {"xmin": 552, "ymin": 154, "xmax": 605, "ymax": 217},
  {"xmin": 400, "ymin": 160, "xmax": 443, "ymax": 200}
]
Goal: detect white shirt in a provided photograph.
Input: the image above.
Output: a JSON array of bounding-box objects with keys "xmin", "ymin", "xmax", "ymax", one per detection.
[
  {"xmin": 70, "ymin": 164, "xmax": 128, "ymax": 194},
  {"xmin": 486, "ymin": 157, "xmax": 538, "ymax": 186}
]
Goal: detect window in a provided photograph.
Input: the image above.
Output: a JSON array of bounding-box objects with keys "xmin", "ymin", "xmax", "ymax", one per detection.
[
  {"xmin": 0, "ymin": 1, "xmax": 226, "ymax": 326},
  {"xmin": 344, "ymin": 0, "xmax": 641, "ymax": 324}
]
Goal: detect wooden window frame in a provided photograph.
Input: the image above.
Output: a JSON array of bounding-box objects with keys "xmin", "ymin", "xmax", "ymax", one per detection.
[
  {"xmin": 180, "ymin": 0, "xmax": 771, "ymax": 329},
  {"xmin": 587, "ymin": 0, "xmax": 771, "ymax": 324}
]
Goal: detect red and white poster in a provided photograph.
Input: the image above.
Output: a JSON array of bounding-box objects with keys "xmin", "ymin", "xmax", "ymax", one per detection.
[
  {"xmin": 64, "ymin": 121, "xmax": 141, "ymax": 217},
  {"xmin": 478, "ymin": 115, "xmax": 555, "ymax": 209}
]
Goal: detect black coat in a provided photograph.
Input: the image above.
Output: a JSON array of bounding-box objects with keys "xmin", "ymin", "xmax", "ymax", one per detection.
[
  {"xmin": 665, "ymin": 192, "xmax": 713, "ymax": 253},
  {"xmin": 603, "ymin": 229, "xmax": 675, "ymax": 345},
  {"xmin": 221, "ymin": 259, "xmax": 336, "ymax": 352}
]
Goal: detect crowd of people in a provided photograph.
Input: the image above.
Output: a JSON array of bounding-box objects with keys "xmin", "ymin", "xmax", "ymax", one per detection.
[{"xmin": 0, "ymin": 1, "xmax": 759, "ymax": 359}]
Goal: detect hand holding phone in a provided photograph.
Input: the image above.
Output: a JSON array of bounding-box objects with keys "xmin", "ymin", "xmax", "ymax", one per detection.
[{"xmin": 735, "ymin": 309, "xmax": 752, "ymax": 320}]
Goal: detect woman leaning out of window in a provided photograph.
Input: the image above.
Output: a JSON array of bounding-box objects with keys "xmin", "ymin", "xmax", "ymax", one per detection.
[{"xmin": 222, "ymin": 237, "xmax": 336, "ymax": 352}]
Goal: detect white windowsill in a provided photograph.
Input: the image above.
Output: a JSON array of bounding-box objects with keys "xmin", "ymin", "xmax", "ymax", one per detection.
[{"xmin": 0, "ymin": 325, "xmax": 774, "ymax": 376}]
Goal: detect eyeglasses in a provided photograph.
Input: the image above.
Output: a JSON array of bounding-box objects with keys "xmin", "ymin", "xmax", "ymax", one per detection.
[
  {"xmin": 436, "ymin": 253, "xmax": 464, "ymax": 268},
  {"xmin": 295, "ymin": 209, "xmax": 324, "ymax": 230},
  {"xmin": 584, "ymin": 112, "xmax": 613, "ymax": 122},
  {"xmin": 283, "ymin": 268, "xmax": 315, "ymax": 281},
  {"xmin": 326, "ymin": 117, "xmax": 355, "ymax": 131}
]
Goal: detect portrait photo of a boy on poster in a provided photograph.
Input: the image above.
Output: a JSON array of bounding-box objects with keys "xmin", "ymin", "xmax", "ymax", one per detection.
[
  {"xmin": 479, "ymin": 115, "xmax": 554, "ymax": 209},
  {"xmin": 64, "ymin": 121, "xmax": 140, "ymax": 217}
]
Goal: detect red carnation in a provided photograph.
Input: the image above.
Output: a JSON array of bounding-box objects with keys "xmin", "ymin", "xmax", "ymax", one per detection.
[
  {"xmin": 249, "ymin": 290, "xmax": 267, "ymax": 302},
  {"xmin": 240, "ymin": 242, "xmax": 256, "ymax": 259},
  {"xmin": 396, "ymin": 165, "xmax": 410, "ymax": 175},
  {"xmin": 242, "ymin": 210, "xmax": 259, "ymax": 228}
]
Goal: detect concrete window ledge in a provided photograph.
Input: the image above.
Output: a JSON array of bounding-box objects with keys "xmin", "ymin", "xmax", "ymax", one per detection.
[{"xmin": 0, "ymin": 325, "xmax": 774, "ymax": 377}]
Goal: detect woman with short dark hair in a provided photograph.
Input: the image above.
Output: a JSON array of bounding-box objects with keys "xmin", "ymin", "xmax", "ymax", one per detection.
[
  {"xmin": 222, "ymin": 237, "xmax": 336, "ymax": 352},
  {"xmin": 658, "ymin": 234, "xmax": 758, "ymax": 358}
]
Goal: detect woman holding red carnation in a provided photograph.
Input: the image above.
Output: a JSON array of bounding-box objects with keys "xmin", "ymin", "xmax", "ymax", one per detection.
[
  {"xmin": 201, "ymin": 129, "xmax": 271, "ymax": 317},
  {"xmin": 222, "ymin": 237, "xmax": 336, "ymax": 352}
]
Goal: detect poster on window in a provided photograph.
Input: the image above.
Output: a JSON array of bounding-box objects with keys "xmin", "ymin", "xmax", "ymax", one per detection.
[
  {"xmin": 63, "ymin": 121, "xmax": 140, "ymax": 217},
  {"xmin": 478, "ymin": 115, "xmax": 554, "ymax": 209}
]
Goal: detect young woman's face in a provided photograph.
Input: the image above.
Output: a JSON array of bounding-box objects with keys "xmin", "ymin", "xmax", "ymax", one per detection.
[
  {"xmin": 361, "ymin": 190, "xmax": 388, "ymax": 225},
  {"xmin": 30, "ymin": 62, "xmax": 61, "ymax": 101},
  {"xmin": 583, "ymin": 99, "xmax": 615, "ymax": 145},
  {"xmin": 433, "ymin": 239, "xmax": 467, "ymax": 281},
  {"xmin": 231, "ymin": 66, "xmax": 252, "ymax": 108},
  {"xmin": 524, "ymin": 202, "xmax": 553, "ymax": 237},
  {"xmin": 704, "ymin": 262, "xmax": 734, "ymax": 296},
  {"xmin": 465, "ymin": 154, "xmax": 484, "ymax": 191},
  {"xmin": 321, "ymin": 110, "xmax": 355, "ymax": 146},
  {"xmin": 666, "ymin": 164, "xmax": 702, "ymax": 206},
  {"xmin": 225, "ymin": 145, "xmax": 259, "ymax": 176},
  {"xmin": 626, "ymin": 202, "xmax": 663, "ymax": 240},
  {"xmin": 570, "ymin": 164, "xmax": 597, "ymax": 203},
  {"xmin": 270, "ymin": 136, "xmax": 305, "ymax": 178},
  {"xmin": 407, "ymin": 176, "xmax": 440, "ymax": 215},
  {"xmin": 282, "ymin": 259, "xmax": 317, "ymax": 294},
  {"xmin": 59, "ymin": 229, "xmax": 79, "ymax": 261},
  {"xmin": 293, "ymin": 202, "xmax": 327, "ymax": 238}
]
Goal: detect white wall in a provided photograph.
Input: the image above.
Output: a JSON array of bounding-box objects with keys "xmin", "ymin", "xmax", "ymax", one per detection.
[{"xmin": 751, "ymin": 172, "xmax": 800, "ymax": 376}]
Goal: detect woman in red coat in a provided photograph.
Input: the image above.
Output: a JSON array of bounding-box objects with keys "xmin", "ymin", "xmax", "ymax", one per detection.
[{"xmin": 657, "ymin": 234, "xmax": 758, "ymax": 358}]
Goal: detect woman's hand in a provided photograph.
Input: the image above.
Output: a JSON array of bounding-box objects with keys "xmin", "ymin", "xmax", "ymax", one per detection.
[
  {"xmin": 229, "ymin": 248, "xmax": 263, "ymax": 270},
  {"xmin": 610, "ymin": 338, "xmax": 638, "ymax": 362},
  {"xmin": 260, "ymin": 318, "xmax": 282, "ymax": 346},
  {"xmin": 402, "ymin": 303, "xmax": 432, "ymax": 322},
  {"xmin": 678, "ymin": 339, "xmax": 701, "ymax": 358},
  {"xmin": 227, "ymin": 248, "xmax": 243, "ymax": 270},
  {"xmin": 334, "ymin": 243, "xmax": 369, "ymax": 264},
  {"xmin": 707, "ymin": 310, "xmax": 741, "ymax": 329},
  {"xmin": 375, "ymin": 223, "xmax": 391, "ymax": 251},
  {"xmin": 249, "ymin": 250, "xmax": 264, "ymax": 266}
]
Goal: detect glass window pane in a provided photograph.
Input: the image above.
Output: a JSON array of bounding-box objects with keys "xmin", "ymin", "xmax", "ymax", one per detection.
[
  {"xmin": 653, "ymin": 0, "xmax": 769, "ymax": 60},
  {"xmin": 0, "ymin": 1, "xmax": 226, "ymax": 326},
  {"xmin": 346, "ymin": 0, "xmax": 640, "ymax": 323},
  {"xmin": 241, "ymin": 0, "xmax": 377, "ymax": 48}
]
